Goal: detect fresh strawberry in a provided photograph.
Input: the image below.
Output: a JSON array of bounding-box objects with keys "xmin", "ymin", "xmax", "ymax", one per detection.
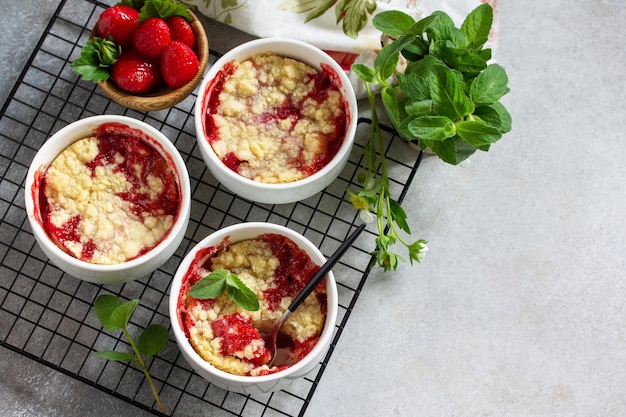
[
  {"xmin": 166, "ymin": 16, "xmax": 195, "ymax": 49},
  {"xmin": 111, "ymin": 49, "xmax": 163, "ymax": 94},
  {"xmin": 132, "ymin": 17, "xmax": 171, "ymax": 59},
  {"xmin": 97, "ymin": 5, "xmax": 139, "ymax": 47},
  {"xmin": 160, "ymin": 41, "xmax": 199, "ymax": 89}
]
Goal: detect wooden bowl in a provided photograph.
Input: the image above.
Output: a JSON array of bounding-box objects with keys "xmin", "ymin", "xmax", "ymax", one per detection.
[{"xmin": 94, "ymin": 10, "xmax": 209, "ymax": 112}]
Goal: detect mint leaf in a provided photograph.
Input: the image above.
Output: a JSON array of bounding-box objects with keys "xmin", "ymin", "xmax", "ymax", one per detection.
[
  {"xmin": 137, "ymin": 324, "xmax": 169, "ymax": 356},
  {"xmin": 453, "ymin": 136, "xmax": 481, "ymax": 162},
  {"xmin": 372, "ymin": 10, "xmax": 416, "ymax": 36},
  {"xmin": 430, "ymin": 68, "xmax": 473, "ymax": 120},
  {"xmin": 461, "ymin": 3, "xmax": 493, "ymax": 48},
  {"xmin": 92, "ymin": 295, "xmax": 166, "ymax": 413},
  {"xmin": 408, "ymin": 116, "xmax": 456, "ymax": 141},
  {"xmin": 396, "ymin": 115, "xmax": 420, "ymax": 141},
  {"xmin": 425, "ymin": 11, "xmax": 455, "ymax": 42},
  {"xmin": 374, "ymin": 34, "xmax": 414, "ymax": 82},
  {"xmin": 226, "ymin": 274, "xmax": 260, "ymax": 311},
  {"xmin": 426, "ymin": 135, "xmax": 477, "ymax": 165},
  {"xmin": 109, "ymin": 299, "xmax": 140, "ymax": 330},
  {"xmin": 478, "ymin": 48, "xmax": 492, "ymax": 62},
  {"xmin": 437, "ymin": 46, "xmax": 488, "ymax": 75},
  {"xmin": 470, "ymin": 64, "xmax": 510, "ymax": 105},
  {"xmin": 483, "ymin": 102, "xmax": 512, "ymax": 133},
  {"xmin": 404, "ymin": 98, "xmax": 432, "ymax": 117},
  {"xmin": 189, "ymin": 269, "xmax": 228, "ymax": 299},
  {"xmin": 381, "ymin": 86, "xmax": 402, "ymax": 128},
  {"xmin": 397, "ymin": 72, "xmax": 431, "ymax": 101},
  {"xmin": 94, "ymin": 294, "xmax": 124, "ymax": 331},
  {"xmin": 139, "ymin": 0, "xmax": 191, "ymax": 22},
  {"xmin": 422, "ymin": 138, "xmax": 455, "ymax": 163},
  {"xmin": 402, "ymin": 38, "xmax": 429, "ymax": 60},
  {"xmin": 97, "ymin": 351, "xmax": 136, "ymax": 362},
  {"xmin": 351, "ymin": 63, "xmax": 375, "ymax": 83},
  {"xmin": 190, "ymin": 269, "xmax": 260, "ymax": 311},
  {"xmin": 408, "ymin": 14, "xmax": 439, "ymax": 36},
  {"xmin": 474, "ymin": 102, "xmax": 512, "ymax": 133},
  {"xmin": 455, "ymin": 120, "xmax": 502, "ymax": 147},
  {"xmin": 405, "ymin": 54, "xmax": 446, "ymax": 83},
  {"xmin": 437, "ymin": 26, "xmax": 469, "ymax": 49}
]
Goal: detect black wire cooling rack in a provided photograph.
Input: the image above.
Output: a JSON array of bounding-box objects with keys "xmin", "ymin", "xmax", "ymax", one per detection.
[{"xmin": 0, "ymin": 0, "xmax": 424, "ymax": 415}]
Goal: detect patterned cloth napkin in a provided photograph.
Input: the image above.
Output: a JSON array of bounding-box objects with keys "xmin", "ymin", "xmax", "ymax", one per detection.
[{"xmin": 186, "ymin": 0, "xmax": 500, "ymax": 97}]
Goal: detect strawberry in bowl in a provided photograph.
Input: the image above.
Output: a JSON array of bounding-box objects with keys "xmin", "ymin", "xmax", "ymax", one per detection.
[{"xmin": 71, "ymin": 0, "xmax": 208, "ymax": 111}]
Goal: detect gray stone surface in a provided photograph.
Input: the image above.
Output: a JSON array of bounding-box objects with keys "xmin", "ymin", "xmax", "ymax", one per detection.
[
  {"xmin": 2, "ymin": 0, "xmax": 625, "ymax": 416},
  {"xmin": 1, "ymin": 346, "xmax": 154, "ymax": 416},
  {"xmin": 307, "ymin": 1, "xmax": 626, "ymax": 416},
  {"xmin": 0, "ymin": 0, "xmax": 59, "ymax": 108}
]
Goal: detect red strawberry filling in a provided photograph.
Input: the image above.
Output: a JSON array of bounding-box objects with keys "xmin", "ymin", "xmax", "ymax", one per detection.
[{"xmin": 177, "ymin": 234, "xmax": 327, "ymax": 376}]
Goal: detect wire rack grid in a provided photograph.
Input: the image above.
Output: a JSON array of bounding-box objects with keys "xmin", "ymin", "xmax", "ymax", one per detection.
[{"xmin": 0, "ymin": 0, "xmax": 424, "ymax": 415}]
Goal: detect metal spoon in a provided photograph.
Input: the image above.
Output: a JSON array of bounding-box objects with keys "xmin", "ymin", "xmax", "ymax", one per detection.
[{"xmin": 261, "ymin": 223, "xmax": 367, "ymax": 368}]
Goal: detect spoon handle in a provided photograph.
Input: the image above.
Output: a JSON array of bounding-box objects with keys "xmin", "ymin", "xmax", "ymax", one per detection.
[{"xmin": 288, "ymin": 223, "xmax": 367, "ymax": 312}]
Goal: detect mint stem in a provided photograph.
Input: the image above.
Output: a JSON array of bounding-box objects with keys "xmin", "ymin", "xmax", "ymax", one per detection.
[
  {"xmin": 365, "ymin": 82, "xmax": 393, "ymax": 242},
  {"xmin": 122, "ymin": 327, "xmax": 166, "ymax": 413},
  {"xmin": 364, "ymin": 82, "xmax": 385, "ymax": 238}
]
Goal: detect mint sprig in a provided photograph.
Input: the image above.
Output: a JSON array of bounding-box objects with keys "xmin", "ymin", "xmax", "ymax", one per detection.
[
  {"xmin": 354, "ymin": 4, "xmax": 511, "ymax": 164},
  {"xmin": 348, "ymin": 4, "xmax": 509, "ymax": 271},
  {"xmin": 189, "ymin": 269, "xmax": 260, "ymax": 311},
  {"xmin": 93, "ymin": 295, "xmax": 168, "ymax": 413}
]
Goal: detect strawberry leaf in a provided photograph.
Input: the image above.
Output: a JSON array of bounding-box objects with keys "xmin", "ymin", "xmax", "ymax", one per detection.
[
  {"xmin": 71, "ymin": 37, "xmax": 120, "ymax": 82},
  {"xmin": 139, "ymin": 0, "xmax": 192, "ymax": 22},
  {"xmin": 389, "ymin": 199, "xmax": 411, "ymax": 234},
  {"xmin": 120, "ymin": 0, "xmax": 145, "ymax": 9}
]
